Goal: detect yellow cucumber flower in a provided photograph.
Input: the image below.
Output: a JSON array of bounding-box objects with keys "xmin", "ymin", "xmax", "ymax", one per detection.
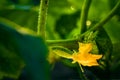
[
  {"xmin": 72, "ymin": 42, "xmax": 102, "ymax": 66},
  {"xmin": 52, "ymin": 42, "xmax": 102, "ymax": 67}
]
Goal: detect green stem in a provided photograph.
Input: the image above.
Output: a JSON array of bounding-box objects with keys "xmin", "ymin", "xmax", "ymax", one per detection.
[
  {"xmin": 79, "ymin": 0, "xmax": 92, "ymax": 34},
  {"xmin": 80, "ymin": 0, "xmax": 120, "ymax": 37},
  {"xmin": 46, "ymin": 39, "xmax": 80, "ymax": 50},
  {"xmin": 79, "ymin": 64, "xmax": 84, "ymax": 73},
  {"xmin": 78, "ymin": 64, "xmax": 88, "ymax": 80},
  {"xmin": 47, "ymin": 0, "xmax": 120, "ymax": 50},
  {"xmin": 37, "ymin": 0, "xmax": 49, "ymax": 39}
]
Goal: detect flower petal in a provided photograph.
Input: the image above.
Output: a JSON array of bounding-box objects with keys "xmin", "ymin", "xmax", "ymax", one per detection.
[
  {"xmin": 78, "ymin": 42, "xmax": 92, "ymax": 53},
  {"xmin": 77, "ymin": 59, "xmax": 99, "ymax": 66},
  {"xmin": 91, "ymin": 54, "xmax": 103, "ymax": 59},
  {"xmin": 71, "ymin": 42, "xmax": 102, "ymax": 67}
]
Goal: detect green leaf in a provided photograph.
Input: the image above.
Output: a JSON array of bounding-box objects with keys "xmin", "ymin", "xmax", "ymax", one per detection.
[
  {"xmin": 95, "ymin": 27, "xmax": 113, "ymax": 79},
  {"xmin": 0, "ymin": 21, "xmax": 50, "ymax": 80},
  {"xmin": 95, "ymin": 27, "xmax": 113, "ymax": 58},
  {"xmin": 0, "ymin": 44, "xmax": 24, "ymax": 79},
  {"xmin": 109, "ymin": 43, "xmax": 120, "ymax": 79},
  {"xmin": 0, "ymin": 23, "xmax": 25, "ymax": 79},
  {"xmin": 104, "ymin": 18, "xmax": 120, "ymax": 43},
  {"xmin": 88, "ymin": 0, "xmax": 109, "ymax": 20}
]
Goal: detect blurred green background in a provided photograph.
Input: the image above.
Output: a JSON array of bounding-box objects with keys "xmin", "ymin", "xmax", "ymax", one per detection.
[
  {"xmin": 0, "ymin": 0, "xmax": 120, "ymax": 80},
  {"xmin": 0, "ymin": 0, "xmax": 120, "ymax": 41}
]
